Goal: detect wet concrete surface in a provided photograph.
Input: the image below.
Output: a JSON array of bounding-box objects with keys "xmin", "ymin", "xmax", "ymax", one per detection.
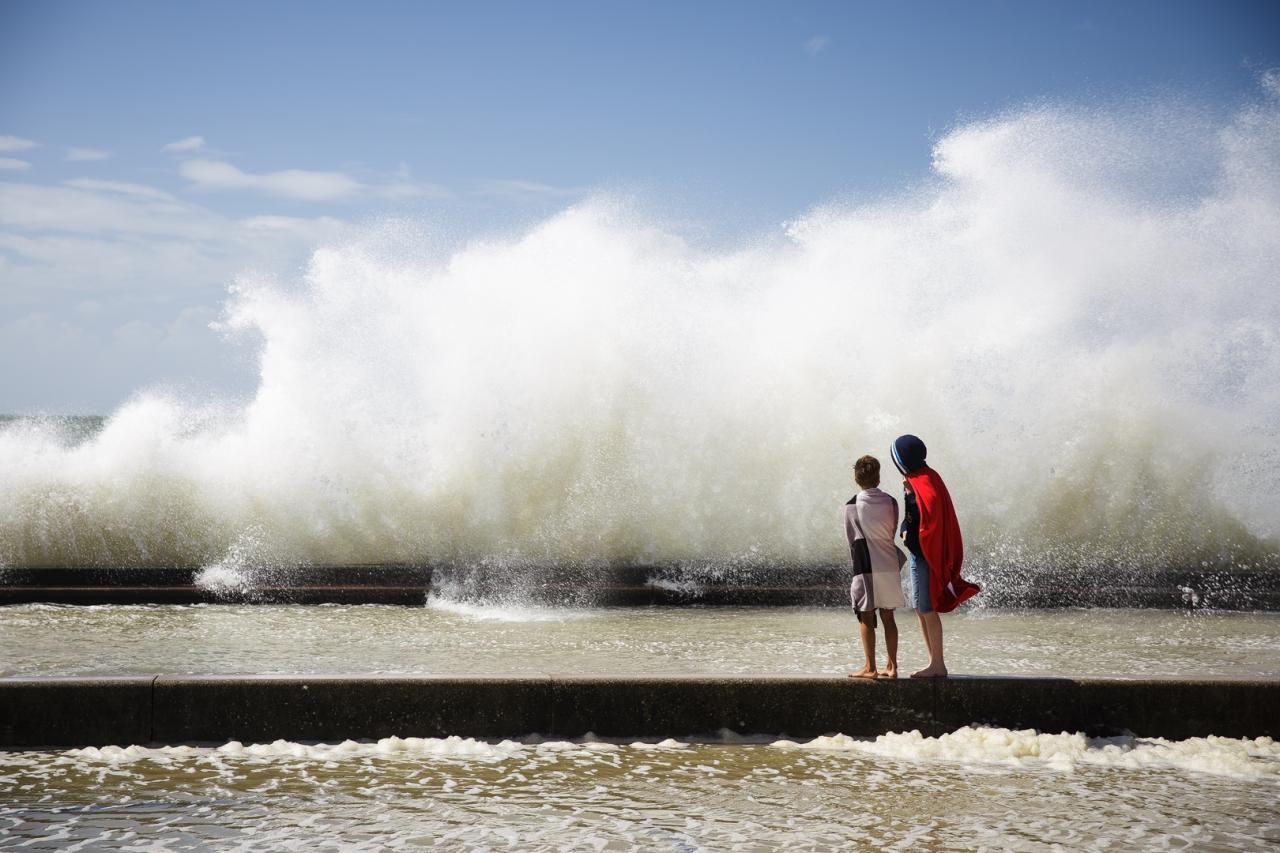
[{"xmin": 2, "ymin": 674, "xmax": 1275, "ymax": 748}]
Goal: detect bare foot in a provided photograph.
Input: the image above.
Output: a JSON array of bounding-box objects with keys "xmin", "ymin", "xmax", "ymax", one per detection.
[
  {"xmin": 847, "ymin": 667, "xmax": 879, "ymax": 679},
  {"xmin": 909, "ymin": 666, "xmax": 948, "ymax": 679},
  {"xmin": 878, "ymin": 668, "xmax": 898, "ymax": 679}
]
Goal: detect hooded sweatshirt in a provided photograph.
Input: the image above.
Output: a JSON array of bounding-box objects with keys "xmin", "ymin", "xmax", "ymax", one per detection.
[{"xmin": 891, "ymin": 434, "xmax": 980, "ymax": 613}]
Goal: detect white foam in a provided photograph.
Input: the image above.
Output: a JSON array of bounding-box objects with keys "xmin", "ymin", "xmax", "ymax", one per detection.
[
  {"xmin": 194, "ymin": 565, "xmax": 250, "ymax": 594},
  {"xmin": 57, "ymin": 728, "xmax": 1280, "ymax": 782},
  {"xmin": 425, "ymin": 594, "xmax": 590, "ymax": 623},
  {"xmin": 630, "ymin": 738, "xmax": 689, "ymax": 750},
  {"xmin": 774, "ymin": 726, "xmax": 1280, "ymax": 780},
  {"xmin": 69, "ymin": 735, "xmax": 531, "ymax": 763}
]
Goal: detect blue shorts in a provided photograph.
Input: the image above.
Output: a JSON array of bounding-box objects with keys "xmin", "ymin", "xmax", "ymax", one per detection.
[{"xmin": 909, "ymin": 551, "xmax": 933, "ymax": 613}]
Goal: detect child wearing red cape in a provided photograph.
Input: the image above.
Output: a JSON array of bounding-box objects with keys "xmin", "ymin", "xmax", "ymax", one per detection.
[{"xmin": 892, "ymin": 434, "xmax": 980, "ymax": 678}]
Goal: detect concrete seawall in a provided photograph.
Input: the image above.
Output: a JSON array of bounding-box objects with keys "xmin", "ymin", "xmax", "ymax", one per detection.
[
  {"xmin": 4, "ymin": 565, "xmax": 1279, "ymax": 608},
  {"xmin": 1, "ymin": 675, "xmax": 1274, "ymax": 748}
]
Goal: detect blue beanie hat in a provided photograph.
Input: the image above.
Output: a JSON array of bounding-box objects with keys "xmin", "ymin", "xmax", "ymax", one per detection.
[{"xmin": 891, "ymin": 434, "xmax": 927, "ymax": 475}]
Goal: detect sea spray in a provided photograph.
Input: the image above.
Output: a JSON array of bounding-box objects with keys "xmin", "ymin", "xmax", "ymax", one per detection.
[{"xmin": 1, "ymin": 93, "xmax": 1278, "ymax": 574}]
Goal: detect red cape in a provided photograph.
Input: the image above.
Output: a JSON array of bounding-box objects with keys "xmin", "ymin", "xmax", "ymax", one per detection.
[{"xmin": 906, "ymin": 465, "xmax": 980, "ymax": 613}]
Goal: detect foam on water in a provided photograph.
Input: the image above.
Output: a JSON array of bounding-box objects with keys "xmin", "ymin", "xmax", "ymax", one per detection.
[
  {"xmin": 50, "ymin": 727, "xmax": 1280, "ymax": 782},
  {"xmin": 2, "ymin": 88, "xmax": 1279, "ymax": 575},
  {"xmin": 62, "ymin": 735, "xmax": 661, "ymax": 765},
  {"xmin": 776, "ymin": 726, "xmax": 1280, "ymax": 780},
  {"xmin": 5, "ymin": 727, "xmax": 1277, "ymax": 850},
  {"xmin": 425, "ymin": 594, "xmax": 592, "ymax": 622}
]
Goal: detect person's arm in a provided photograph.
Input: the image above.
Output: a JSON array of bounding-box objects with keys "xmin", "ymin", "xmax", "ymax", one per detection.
[
  {"xmin": 844, "ymin": 500, "xmax": 859, "ymax": 560},
  {"xmin": 900, "ymin": 480, "xmax": 911, "ymax": 540}
]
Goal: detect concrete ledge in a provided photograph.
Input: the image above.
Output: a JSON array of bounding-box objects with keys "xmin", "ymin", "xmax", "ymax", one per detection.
[
  {"xmin": 1, "ymin": 675, "xmax": 1274, "ymax": 748},
  {"xmin": 0, "ymin": 677, "xmax": 154, "ymax": 747},
  {"xmin": 152, "ymin": 676, "xmax": 555, "ymax": 744},
  {"xmin": 545, "ymin": 675, "xmax": 936, "ymax": 739},
  {"xmin": 0, "ymin": 585, "xmax": 430, "ymax": 605},
  {"xmin": 3, "ymin": 565, "xmax": 1277, "ymax": 609},
  {"xmin": 933, "ymin": 677, "xmax": 1277, "ymax": 741}
]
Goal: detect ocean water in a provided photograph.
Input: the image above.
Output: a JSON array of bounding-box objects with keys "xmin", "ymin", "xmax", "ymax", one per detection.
[
  {"xmin": 2, "ymin": 729, "xmax": 1277, "ymax": 850},
  {"xmin": 2, "ymin": 604, "xmax": 1277, "ymax": 678},
  {"xmin": 2, "ymin": 95, "xmax": 1279, "ymax": 578}
]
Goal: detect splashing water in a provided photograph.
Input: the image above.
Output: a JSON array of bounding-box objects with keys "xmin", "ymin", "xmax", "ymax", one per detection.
[{"xmin": 1, "ymin": 93, "xmax": 1278, "ymax": 574}]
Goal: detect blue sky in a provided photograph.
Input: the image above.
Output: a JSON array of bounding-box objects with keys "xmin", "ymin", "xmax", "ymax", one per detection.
[{"xmin": 2, "ymin": 0, "xmax": 1278, "ymax": 412}]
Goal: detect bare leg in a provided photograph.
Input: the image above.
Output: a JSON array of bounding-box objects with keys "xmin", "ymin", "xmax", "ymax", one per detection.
[
  {"xmin": 915, "ymin": 610, "xmax": 931, "ymax": 667},
  {"xmin": 848, "ymin": 612, "xmax": 878, "ymax": 678},
  {"xmin": 879, "ymin": 609, "xmax": 898, "ymax": 678},
  {"xmin": 911, "ymin": 611, "xmax": 948, "ymax": 678}
]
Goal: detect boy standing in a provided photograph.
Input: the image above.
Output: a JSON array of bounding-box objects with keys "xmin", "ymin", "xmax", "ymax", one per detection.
[
  {"xmin": 845, "ymin": 455, "xmax": 907, "ymax": 679},
  {"xmin": 892, "ymin": 434, "xmax": 981, "ymax": 678}
]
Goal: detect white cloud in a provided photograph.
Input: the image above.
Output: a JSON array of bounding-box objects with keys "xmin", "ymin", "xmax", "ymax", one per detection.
[
  {"xmin": 0, "ymin": 180, "xmax": 351, "ymax": 249},
  {"xmin": 172, "ymin": 155, "xmax": 448, "ymax": 202},
  {"xmin": 0, "ymin": 135, "xmax": 38, "ymax": 152},
  {"xmin": 803, "ymin": 35, "xmax": 829, "ymax": 56},
  {"xmin": 0, "ymin": 182, "xmax": 224, "ymax": 238},
  {"xmin": 0, "ymin": 173, "xmax": 361, "ymax": 409},
  {"xmin": 377, "ymin": 179, "xmax": 452, "ymax": 200},
  {"xmin": 0, "ymin": 181, "xmax": 353, "ymax": 304},
  {"xmin": 238, "ymin": 214, "xmax": 351, "ymax": 243},
  {"xmin": 375, "ymin": 162, "xmax": 451, "ymax": 199},
  {"xmin": 66, "ymin": 146, "xmax": 112, "ymax": 162},
  {"xmin": 475, "ymin": 179, "xmax": 587, "ymax": 199},
  {"xmin": 180, "ymin": 159, "xmax": 364, "ymax": 201},
  {"xmin": 0, "ymin": 232, "xmax": 207, "ymax": 292},
  {"xmin": 0, "ymin": 158, "xmax": 31, "ymax": 171},
  {"xmin": 64, "ymin": 178, "xmax": 175, "ymax": 201},
  {"xmin": 162, "ymin": 135, "xmax": 206, "ymax": 153}
]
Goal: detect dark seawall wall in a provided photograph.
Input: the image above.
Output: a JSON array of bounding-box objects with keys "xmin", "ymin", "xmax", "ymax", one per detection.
[
  {"xmin": 3, "ymin": 565, "xmax": 1278, "ymax": 609},
  {"xmin": 1, "ymin": 676, "xmax": 1274, "ymax": 748}
]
